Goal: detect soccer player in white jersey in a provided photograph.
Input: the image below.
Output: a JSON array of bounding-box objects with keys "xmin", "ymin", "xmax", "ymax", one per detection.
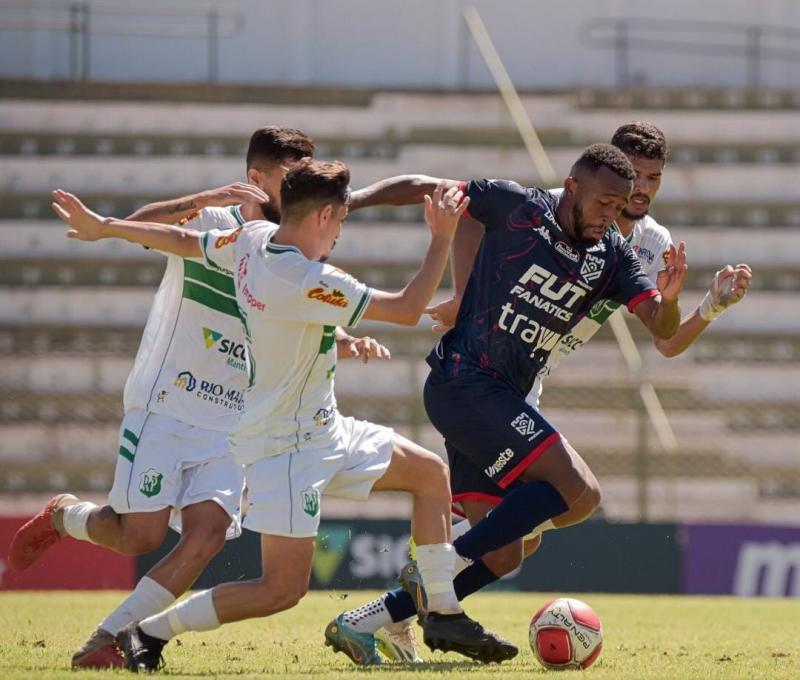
[
  {"xmin": 9, "ymin": 127, "xmax": 384, "ymax": 668},
  {"xmin": 50, "ymin": 160, "xmax": 519, "ymax": 670},
  {"xmin": 331, "ymin": 122, "xmax": 752, "ymax": 663}
]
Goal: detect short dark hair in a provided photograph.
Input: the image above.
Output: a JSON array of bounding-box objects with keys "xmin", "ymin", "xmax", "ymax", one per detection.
[
  {"xmin": 611, "ymin": 121, "xmax": 670, "ymax": 162},
  {"xmin": 572, "ymin": 143, "xmax": 635, "ymax": 181},
  {"xmin": 281, "ymin": 159, "xmax": 350, "ymax": 220},
  {"xmin": 246, "ymin": 126, "xmax": 315, "ymax": 169}
]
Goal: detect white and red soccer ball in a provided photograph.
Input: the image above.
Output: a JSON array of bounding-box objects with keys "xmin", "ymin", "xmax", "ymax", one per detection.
[{"xmin": 529, "ymin": 597, "xmax": 603, "ymax": 670}]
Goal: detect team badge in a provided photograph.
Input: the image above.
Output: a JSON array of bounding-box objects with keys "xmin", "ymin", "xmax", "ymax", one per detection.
[
  {"xmin": 139, "ymin": 468, "xmax": 164, "ymax": 498},
  {"xmin": 302, "ymin": 487, "xmax": 321, "ymax": 517}
]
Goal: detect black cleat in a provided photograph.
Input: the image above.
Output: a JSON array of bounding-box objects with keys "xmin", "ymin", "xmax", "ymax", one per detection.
[
  {"xmin": 116, "ymin": 622, "xmax": 166, "ymax": 673},
  {"xmin": 422, "ymin": 611, "xmax": 518, "ymax": 664}
]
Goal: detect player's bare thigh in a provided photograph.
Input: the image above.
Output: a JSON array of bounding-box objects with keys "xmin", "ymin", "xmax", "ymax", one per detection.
[{"xmin": 516, "ymin": 437, "xmax": 601, "ymax": 510}]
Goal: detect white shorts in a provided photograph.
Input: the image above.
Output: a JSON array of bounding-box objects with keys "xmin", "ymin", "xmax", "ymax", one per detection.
[
  {"xmin": 108, "ymin": 409, "xmax": 245, "ymax": 539},
  {"xmin": 243, "ymin": 415, "xmax": 394, "ymax": 538}
]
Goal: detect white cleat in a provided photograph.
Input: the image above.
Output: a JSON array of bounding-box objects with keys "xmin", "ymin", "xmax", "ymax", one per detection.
[{"xmin": 375, "ymin": 619, "xmax": 423, "ymax": 663}]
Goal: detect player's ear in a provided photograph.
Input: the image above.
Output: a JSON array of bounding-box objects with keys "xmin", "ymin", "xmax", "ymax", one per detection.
[
  {"xmin": 564, "ymin": 176, "xmax": 578, "ymax": 196},
  {"xmin": 247, "ymin": 167, "xmax": 261, "ymax": 185},
  {"xmin": 319, "ymin": 203, "xmax": 333, "ymax": 228}
]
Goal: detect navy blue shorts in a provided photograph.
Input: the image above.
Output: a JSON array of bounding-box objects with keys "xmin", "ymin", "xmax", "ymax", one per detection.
[{"xmin": 423, "ymin": 371, "xmax": 561, "ymax": 514}]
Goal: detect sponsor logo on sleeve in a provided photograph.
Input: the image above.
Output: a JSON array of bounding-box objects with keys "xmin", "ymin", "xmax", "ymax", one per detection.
[
  {"xmin": 632, "ymin": 244, "xmax": 656, "ymax": 264},
  {"xmin": 533, "ymin": 225, "xmax": 552, "ymax": 244},
  {"xmin": 214, "ymin": 229, "xmax": 241, "ymax": 249},
  {"xmin": 307, "ymin": 287, "xmax": 349, "ymax": 308}
]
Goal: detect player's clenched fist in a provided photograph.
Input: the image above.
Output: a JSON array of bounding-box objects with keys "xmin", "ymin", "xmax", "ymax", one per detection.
[
  {"xmin": 700, "ymin": 263, "xmax": 753, "ymax": 321},
  {"xmin": 424, "ymin": 182, "xmax": 470, "ymax": 239},
  {"xmin": 51, "ymin": 189, "xmax": 108, "ymax": 241}
]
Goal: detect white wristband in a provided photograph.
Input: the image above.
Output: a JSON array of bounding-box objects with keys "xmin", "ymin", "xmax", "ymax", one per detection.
[{"xmin": 699, "ymin": 291, "xmax": 725, "ymax": 322}]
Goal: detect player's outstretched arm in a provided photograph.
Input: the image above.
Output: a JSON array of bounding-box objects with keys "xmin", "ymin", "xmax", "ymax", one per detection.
[
  {"xmin": 632, "ymin": 241, "xmax": 688, "ymax": 339},
  {"xmin": 362, "ymin": 183, "xmax": 469, "ymax": 325},
  {"xmin": 126, "ymin": 182, "xmax": 269, "ymax": 225},
  {"xmin": 52, "ymin": 189, "xmax": 203, "ymax": 258},
  {"xmin": 653, "ymin": 263, "xmax": 752, "ymax": 357},
  {"xmin": 349, "ymin": 175, "xmax": 460, "ymax": 210}
]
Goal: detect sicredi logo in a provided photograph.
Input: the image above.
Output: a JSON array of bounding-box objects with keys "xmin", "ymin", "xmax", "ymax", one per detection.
[{"xmin": 202, "ymin": 327, "xmax": 246, "ymax": 372}]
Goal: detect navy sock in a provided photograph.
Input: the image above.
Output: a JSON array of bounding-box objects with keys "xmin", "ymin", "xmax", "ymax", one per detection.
[
  {"xmin": 382, "ymin": 559, "xmax": 500, "ymax": 623},
  {"xmin": 454, "ymin": 481, "xmax": 567, "ymax": 562},
  {"xmin": 383, "ymin": 588, "xmax": 416, "ymax": 623}
]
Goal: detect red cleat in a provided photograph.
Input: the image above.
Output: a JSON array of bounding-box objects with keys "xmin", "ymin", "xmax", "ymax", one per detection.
[
  {"xmin": 72, "ymin": 628, "xmax": 125, "ymax": 669},
  {"xmin": 7, "ymin": 493, "xmax": 78, "ymax": 571}
]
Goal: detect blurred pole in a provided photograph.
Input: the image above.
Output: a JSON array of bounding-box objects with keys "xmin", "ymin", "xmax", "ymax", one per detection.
[
  {"xmin": 207, "ymin": 8, "xmax": 219, "ymax": 83},
  {"xmin": 80, "ymin": 2, "xmax": 90, "ymax": 81},
  {"xmin": 614, "ymin": 20, "xmax": 629, "ymax": 89},
  {"xmin": 746, "ymin": 25, "xmax": 761, "ymax": 89},
  {"xmin": 636, "ymin": 385, "xmax": 649, "ymax": 520},
  {"xmin": 463, "ymin": 6, "xmax": 557, "ymax": 186},
  {"xmin": 69, "ymin": 4, "xmax": 80, "ymax": 80}
]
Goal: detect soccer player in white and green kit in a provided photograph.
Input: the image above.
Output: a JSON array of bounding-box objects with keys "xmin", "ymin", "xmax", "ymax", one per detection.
[
  {"xmin": 9, "ymin": 128, "xmax": 354, "ymax": 669},
  {"xmin": 51, "ymin": 159, "xmax": 519, "ymax": 670}
]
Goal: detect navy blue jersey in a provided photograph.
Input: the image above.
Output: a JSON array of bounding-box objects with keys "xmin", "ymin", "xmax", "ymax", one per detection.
[{"xmin": 427, "ymin": 179, "xmax": 658, "ymax": 396}]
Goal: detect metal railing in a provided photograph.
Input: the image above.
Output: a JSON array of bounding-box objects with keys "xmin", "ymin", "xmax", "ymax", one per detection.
[
  {"xmin": 582, "ymin": 18, "xmax": 800, "ymax": 88},
  {"xmin": 0, "ymin": 1, "xmax": 244, "ymax": 82}
]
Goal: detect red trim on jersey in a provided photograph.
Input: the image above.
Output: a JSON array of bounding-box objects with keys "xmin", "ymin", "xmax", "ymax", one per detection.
[
  {"xmin": 497, "ymin": 432, "xmax": 562, "ymax": 489},
  {"xmin": 458, "ymin": 181, "xmax": 472, "ymax": 218},
  {"xmin": 452, "ymin": 492, "xmax": 504, "ymax": 518},
  {"xmin": 626, "ymin": 288, "xmax": 659, "ymax": 313}
]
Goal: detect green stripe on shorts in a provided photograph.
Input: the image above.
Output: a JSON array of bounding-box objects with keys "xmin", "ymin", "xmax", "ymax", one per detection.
[
  {"xmin": 122, "ymin": 428, "xmax": 139, "ymax": 447},
  {"xmin": 118, "ymin": 445, "xmax": 134, "ymax": 463}
]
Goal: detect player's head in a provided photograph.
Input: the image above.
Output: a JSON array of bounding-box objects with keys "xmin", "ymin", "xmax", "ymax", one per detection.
[
  {"xmin": 246, "ymin": 126, "xmax": 316, "ymax": 222},
  {"xmin": 611, "ymin": 121, "xmax": 669, "ymax": 221},
  {"xmin": 280, "ymin": 158, "xmax": 351, "ymax": 262},
  {"xmin": 563, "ymin": 143, "xmax": 634, "ymax": 247}
]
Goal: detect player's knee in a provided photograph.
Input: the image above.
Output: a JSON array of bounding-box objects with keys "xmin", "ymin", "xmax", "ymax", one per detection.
[
  {"xmin": 178, "ymin": 526, "xmax": 227, "ymax": 564},
  {"xmin": 119, "ymin": 527, "xmax": 167, "ymax": 555},
  {"xmin": 253, "ymin": 580, "xmax": 307, "ymax": 615},
  {"xmin": 481, "ymin": 541, "xmax": 523, "ymax": 577},
  {"xmin": 416, "ymin": 453, "xmax": 450, "ymax": 496}
]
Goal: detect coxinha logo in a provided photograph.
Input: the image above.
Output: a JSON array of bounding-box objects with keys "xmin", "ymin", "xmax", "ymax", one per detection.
[
  {"xmin": 202, "ymin": 327, "xmax": 247, "ymax": 372},
  {"xmin": 307, "ymin": 287, "xmax": 349, "ymax": 308}
]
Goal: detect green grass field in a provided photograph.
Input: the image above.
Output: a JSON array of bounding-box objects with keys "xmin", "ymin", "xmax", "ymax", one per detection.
[{"xmin": 0, "ymin": 591, "xmax": 797, "ymax": 679}]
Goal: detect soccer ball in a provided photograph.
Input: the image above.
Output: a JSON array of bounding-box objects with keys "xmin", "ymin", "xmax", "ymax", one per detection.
[{"xmin": 529, "ymin": 597, "xmax": 603, "ymax": 670}]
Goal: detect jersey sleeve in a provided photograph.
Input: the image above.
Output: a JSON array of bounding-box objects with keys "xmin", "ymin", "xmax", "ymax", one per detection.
[
  {"xmin": 459, "ymin": 179, "xmax": 529, "ymax": 230},
  {"xmin": 188, "ymin": 206, "xmax": 238, "ymax": 232},
  {"xmin": 271, "ymin": 262, "xmax": 372, "ymax": 327},
  {"xmin": 606, "ymin": 238, "xmax": 660, "ymax": 312},
  {"xmin": 199, "ymin": 227, "xmax": 241, "ymax": 273}
]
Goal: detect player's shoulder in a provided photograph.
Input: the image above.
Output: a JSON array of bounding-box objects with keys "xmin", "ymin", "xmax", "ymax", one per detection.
[
  {"xmin": 638, "ymin": 214, "xmax": 672, "ymax": 247},
  {"xmin": 191, "ymin": 205, "xmax": 243, "ymax": 232}
]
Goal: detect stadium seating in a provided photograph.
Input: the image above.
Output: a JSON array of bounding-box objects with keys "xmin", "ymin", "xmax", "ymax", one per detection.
[{"xmin": 0, "ymin": 83, "xmax": 797, "ymax": 522}]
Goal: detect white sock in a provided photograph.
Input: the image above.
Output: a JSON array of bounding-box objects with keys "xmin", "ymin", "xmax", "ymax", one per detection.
[
  {"xmin": 99, "ymin": 577, "xmax": 175, "ymax": 636},
  {"xmin": 415, "ymin": 543, "xmax": 460, "ymax": 614},
  {"xmin": 140, "ymin": 589, "xmax": 220, "ymax": 642},
  {"xmin": 450, "ymin": 519, "xmax": 472, "ymax": 575},
  {"xmin": 61, "ymin": 502, "xmax": 98, "ymax": 543},
  {"xmin": 341, "ymin": 596, "xmax": 394, "ymax": 634}
]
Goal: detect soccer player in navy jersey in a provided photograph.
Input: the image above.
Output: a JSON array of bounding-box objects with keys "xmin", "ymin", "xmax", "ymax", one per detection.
[{"xmin": 329, "ymin": 143, "xmax": 687, "ymax": 663}]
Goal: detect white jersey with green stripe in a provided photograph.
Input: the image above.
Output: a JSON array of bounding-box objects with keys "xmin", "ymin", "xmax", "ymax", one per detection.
[
  {"xmin": 527, "ymin": 207, "xmax": 673, "ymax": 407},
  {"xmin": 122, "ymin": 205, "xmax": 255, "ymax": 431},
  {"xmin": 201, "ymin": 222, "xmax": 373, "ymax": 464}
]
